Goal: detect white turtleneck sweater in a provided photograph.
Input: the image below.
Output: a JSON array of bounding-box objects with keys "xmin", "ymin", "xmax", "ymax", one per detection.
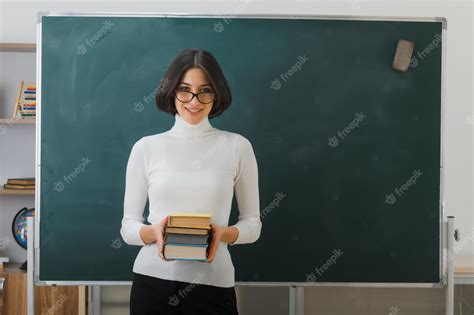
[{"xmin": 120, "ymin": 113, "xmax": 262, "ymax": 288}]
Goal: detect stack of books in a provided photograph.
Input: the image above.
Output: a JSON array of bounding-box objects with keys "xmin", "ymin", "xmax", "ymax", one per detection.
[
  {"xmin": 164, "ymin": 212, "xmax": 212, "ymax": 261},
  {"xmin": 13, "ymin": 81, "xmax": 36, "ymax": 120},
  {"xmin": 3, "ymin": 177, "xmax": 35, "ymax": 190}
]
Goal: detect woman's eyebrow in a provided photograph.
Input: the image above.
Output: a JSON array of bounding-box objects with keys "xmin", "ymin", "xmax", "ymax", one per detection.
[{"xmin": 179, "ymin": 82, "xmax": 212, "ymax": 87}]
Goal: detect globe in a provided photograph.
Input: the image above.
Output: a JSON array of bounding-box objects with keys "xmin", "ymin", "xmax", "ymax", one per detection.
[{"xmin": 12, "ymin": 207, "xmax": 35, "ymax": 249}]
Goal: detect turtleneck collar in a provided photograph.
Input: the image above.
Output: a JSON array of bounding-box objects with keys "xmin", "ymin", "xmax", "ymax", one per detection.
[{"xmin": 168, "ymin": 113, "xmax": 216, "ymax": 138}]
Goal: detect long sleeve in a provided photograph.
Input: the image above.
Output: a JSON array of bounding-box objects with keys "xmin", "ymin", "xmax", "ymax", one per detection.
[
  {"xmin": 229, "ymin": 135, "xmax": 262, "ymax": 246},
  {"xmin": 118, "ymin": 118, "xmax": 263, "ymax": 287},
  {"xmin": 120, "ymin": 138, "xmax": 148, "ymax": 246}
]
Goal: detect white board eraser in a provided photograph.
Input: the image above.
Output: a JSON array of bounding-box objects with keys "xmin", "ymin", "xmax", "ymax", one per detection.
[{"xmin": 392, "ymin": 39, "xmax": 415, "ymax": 72}]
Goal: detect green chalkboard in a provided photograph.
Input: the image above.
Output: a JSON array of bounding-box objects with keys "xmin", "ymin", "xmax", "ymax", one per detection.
[{"xmin": 39, "ymin": 14, "xmax": 443, "ymax": 283}]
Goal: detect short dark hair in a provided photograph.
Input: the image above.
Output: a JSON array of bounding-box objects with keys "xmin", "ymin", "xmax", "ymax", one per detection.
[{"xmin": 156, "ymin": 49, "xmax": 232, "ymax": 118}]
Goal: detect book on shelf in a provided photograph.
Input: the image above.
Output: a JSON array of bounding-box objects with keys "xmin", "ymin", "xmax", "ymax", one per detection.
[
  {"xmin": 163, "ymin": 212, "xmax": 212, "ymax": 261},
  {"xmin": 4, "ymin": 184, "xmax": 35, "ymax": 190},
  {"xmin": 3, "ymin": 177, "xmax": 35, "ymax": 190},
  {"xmin": 12, "ymin": 81, "xmax": 36, "ymax": 120},
  {"xmin": 7, "ymin": 177, "xmax": 35, "ymax": 185}
]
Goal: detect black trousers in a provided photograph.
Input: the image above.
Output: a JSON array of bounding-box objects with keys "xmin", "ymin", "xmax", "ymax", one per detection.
[{"xmin": 130, "ymin": 272, "xmax": 239, "ymax": 315}]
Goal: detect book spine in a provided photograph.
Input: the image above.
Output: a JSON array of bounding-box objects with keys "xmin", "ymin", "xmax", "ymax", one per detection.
[
  {"xmin": 165, "ymin": 243, "xmax": 208, "ymax": 247},
  {"xmin": 167, "ymin": 224, "xmax": 211, "ymax": 230},
  {"xmin": 166, "ymin": 258, "xmax": 207, "ymax": 262}
]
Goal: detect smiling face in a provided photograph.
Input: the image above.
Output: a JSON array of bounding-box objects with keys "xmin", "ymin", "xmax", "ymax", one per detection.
[{"xmin": 174, "ymin": 67, "xmax": 215, "ymax": 125}]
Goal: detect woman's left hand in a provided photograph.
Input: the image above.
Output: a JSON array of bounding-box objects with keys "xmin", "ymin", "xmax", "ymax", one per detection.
[
  {"xmin": 207, "ymin": 223, "xmax": 223, "ymax": 263},
  {"xmin": 207, "ymin": 224, "xmax": 239, "ymax": 263}
]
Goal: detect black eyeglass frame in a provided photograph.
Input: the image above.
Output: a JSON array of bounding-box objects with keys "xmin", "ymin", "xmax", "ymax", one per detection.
[{"xmin": 173, "ymin": 89, "xmax": 216, "ymax": 104}]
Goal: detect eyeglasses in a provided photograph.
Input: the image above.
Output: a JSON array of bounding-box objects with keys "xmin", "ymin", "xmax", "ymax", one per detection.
[{"xmin": 174, "ymin": 89, "xmax": 216, "ymax": 104}]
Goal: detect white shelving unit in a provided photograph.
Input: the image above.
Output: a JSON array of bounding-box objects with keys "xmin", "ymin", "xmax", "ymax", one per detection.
[{"xmin": 0, "ymin": 42, "xmax": 36, "ymax": 263}]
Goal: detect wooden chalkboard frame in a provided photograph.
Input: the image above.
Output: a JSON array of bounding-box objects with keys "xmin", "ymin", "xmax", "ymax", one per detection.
[{"xmin": 34, "ymin": 12, "xmax": 447, "ymax": 287}]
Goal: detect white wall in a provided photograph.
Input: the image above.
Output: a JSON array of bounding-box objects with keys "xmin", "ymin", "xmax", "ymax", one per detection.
[
  {"xmin": 0, "ymin": 41, "xmax": 37, "ymax": 263},
  {"xmin": 0, "ymin": 123, "xmax": 35, "ymax": 263}
]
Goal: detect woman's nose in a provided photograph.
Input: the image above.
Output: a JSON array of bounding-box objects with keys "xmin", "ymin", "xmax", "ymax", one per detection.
[{"xmin": 191, "ymin": 93, "xmax": 201, "ymax": 105}]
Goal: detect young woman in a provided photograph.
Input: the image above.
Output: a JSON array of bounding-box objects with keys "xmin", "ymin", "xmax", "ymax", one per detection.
[{"xmin": 120, "ymin": 48, "xmax": 262, "ymax": 314}]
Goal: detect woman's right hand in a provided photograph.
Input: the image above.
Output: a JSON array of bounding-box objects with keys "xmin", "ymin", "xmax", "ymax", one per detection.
[{"xmin": 153, "ymin": 215, "xmax": 169, "ymax": 260}]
